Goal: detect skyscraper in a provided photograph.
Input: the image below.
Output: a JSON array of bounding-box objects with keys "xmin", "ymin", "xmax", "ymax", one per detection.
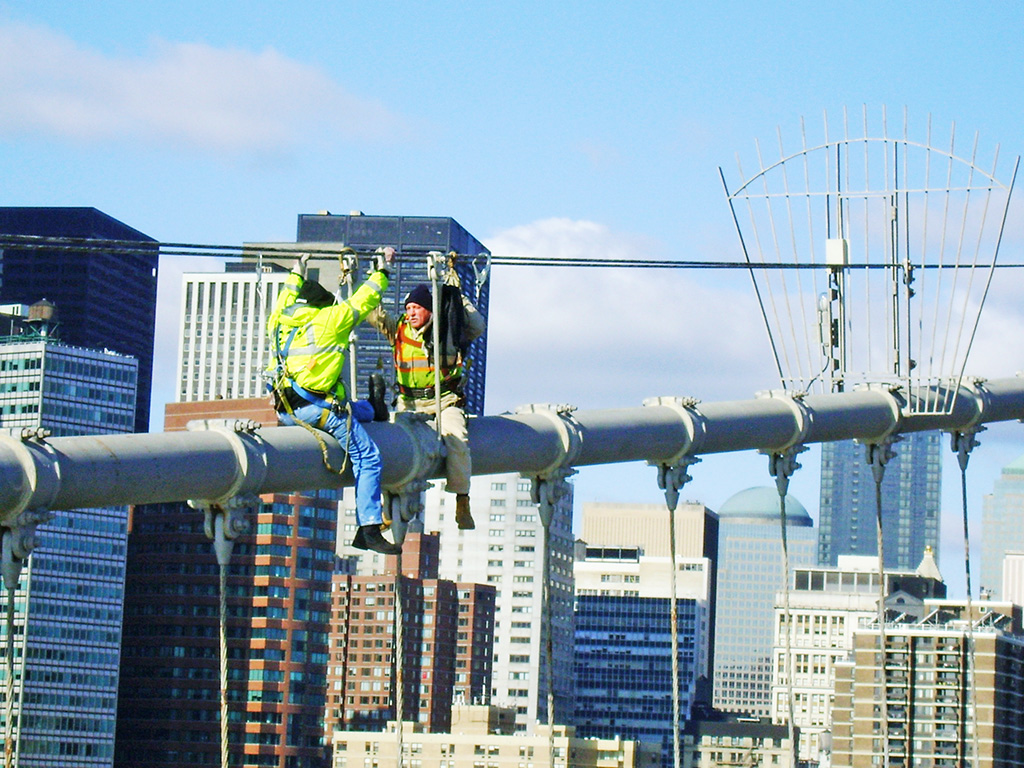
[
  {"xmin": 830, "ymin": 599, "xmax": 1024, "ymax": 767},
  {"xmin": 572, "ymin": 540, "xmax": 714, "ymax": 765},
  {"xmin": 0, "ymin": 207, "xmax": 159, "ymax": 433},
  {"xmin": 176, "ymin": 266, "xmax": 289, "ymax": 402},
  {"xmin": 417, "ymin": 473, "xmax": 575, "ymax": 733},
  {"xmin": 981, "ymin": 453, "xmax": 1024, "ymax": 599},
  {"xmin": 248, "ymin": 212, "xmax": 491, "ymax": 414},
  {"xmin": 770, "ymin": 553, "xmax": 946, "ymax": 764},
  {"xmin": 0, "ymin": 310, "xmax": 138, "ymax": 767},
  {"xmin": 116, "ymin": 398, "xmax": 338, "ymax": 768},
  {"xmin": 818, "ymin": 431, "xmax": 942, "ymax": 569},
  {"xmin": 712, "ymin": 487, "xmax": 817, "ymax": 717},
  {"xmin": 324, "ymin": 532, "xmax": 495, "ymax": 741}
]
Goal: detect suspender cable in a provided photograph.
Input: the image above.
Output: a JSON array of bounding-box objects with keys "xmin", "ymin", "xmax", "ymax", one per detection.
[
  {"xmin": 656, "ymin": 461, "xmax": 698, "ymax": 768},
  {"xmin": 952, "ymin": 430, "xmax": 982, "ymax": 768},
  {"xmin": 534, "ymin": 475, "xmax": 572, "ymax": 768},
  {"xmin": 3, "ymin": 583, "xmax": 15, "ymax": 768},
  {"xmin": 339, "ymin": 249, "xmax": 360, "ymax": 400},
  {"xmin": 542, "ymin": 514, "xmax": 555, "ymax": 768},
  {"xmin": 767, "ymin": 449, "xmax": 803, "ymax": 768},
  {"xmin": 427, "ymin": 253, "xmax": 444, "ymax": 440},
  {"xmin": 776, "ymin": 488, "xmax": 797, "ymax": 768},
  {"xmin": 667, "ymin": 492, "xmax": 682, "ymax": 768},
  {"xmin": 218, "ymin": 558, "xmax": 230, "ymax": 768},
  {"xmin": 207, "ymin": 508, "xmax": 245, "ymax": 768},
  {"xmin": 867, "ymin": 442, "xmax": 893, "ymax": 768},
  {"xmin": 394, "ymin": 563, "xmax": 404, "ymax": 767}
]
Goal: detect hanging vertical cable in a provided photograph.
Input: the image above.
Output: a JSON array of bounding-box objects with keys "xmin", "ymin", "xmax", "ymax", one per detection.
[
  {"xmin": 427, "ymin": 253, "xmax": 444, "ymax": 440},
  {"xmin": 767, "ymin": 449, "xmax": 803, "ymax": 768},
  {"xmin": 952, "ymin": 431, "xmax": 982, "ymax": 768},
  {"xmin": 868, "ymin": 443, "xmax": 892, "ymax": 768},
  {"xmin": 666, "ymin": 490, "xmax": 682, "ymax": 768},
  {"xmin": 394, "ymin": 559, "xmax": 404, "ymax": 768},
  {"xmin": 542, "ymin": 514, "xmax": 556, "ymax": 768},
  {"xmin": 655, "ymin": 460, "xmax": 698, "ymax": 768},
  {"xmin": 4, "ymin": 584, "xmax": 15, "ymax": 768},
  {"xmin": 218, "ymin": 560, "xmax": 230, "ymax": 768},
  {"xmin": 776, "ymin": 486, "xmax": 797, "ymax": 768}
]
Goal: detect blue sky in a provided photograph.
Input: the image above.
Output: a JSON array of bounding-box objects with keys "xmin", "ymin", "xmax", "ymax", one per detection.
[{"xmin": 2, "ymin": 1, "xmax": 1024, "ymax": 594}]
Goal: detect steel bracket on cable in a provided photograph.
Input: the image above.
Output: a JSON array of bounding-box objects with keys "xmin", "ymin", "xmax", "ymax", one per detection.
[
  {"xmin": 384, "ymin": 412, "xmax": 443, "ymax": 545},
  {"xmin": 186, "ymin": 419, "xmax": 268, "ymax": 566},
  {"xmin": 950, "ymin": 426, "xmax": 985, "ymax": 473},
  {"xmin": 655, "ymin": 459, "xmax": 700, "ymax": 514},
  {"xmin": 514, "ymin": 403, "xmax": 583, "ymax": 478},
  {"xmin": 516, "ymin": 404, "xmax": 582, "ymax": 527},
  {"xmin": 849, "ymin": 384, "xmax": 904, "ymax": 484},
  {"xmin": 530, "ymin": 467, "xmax": 576, "ymax": 527},
  {"xmin": 764, "ymin": 444, "xmax": 807, "ymax": 500},
  {"xmin": 0, "ymin": 428, "xmax": 61, "ymax": 590},
  {"xmin": 755, "ymin": 389, "xmax": 812, "ymax": 451},
  {"xmin": 192, "ymin": 498, "xmax": 258, "ymax": 568},
  {"xmin": 643, "ymin": 396, "xmax": 707, "ymax": 463},
  {"xmin": 949, "ymin": 378, "xmax": 990, "ymax": 472}
]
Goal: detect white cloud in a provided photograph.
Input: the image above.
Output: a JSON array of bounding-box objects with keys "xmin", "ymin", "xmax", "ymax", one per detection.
[
  {"xmin": 0, "ymin": 20, "xmax": 404, "ymax": 153},
  {"xmin": 482, "ymin": 217, "xmax": 778, "ymax": 414}
]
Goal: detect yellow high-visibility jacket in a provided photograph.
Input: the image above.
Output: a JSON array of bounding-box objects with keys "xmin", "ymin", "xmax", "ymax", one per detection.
[{"xmin": 267, "ymin": 269, "xmax": 389, "ymax": 400}]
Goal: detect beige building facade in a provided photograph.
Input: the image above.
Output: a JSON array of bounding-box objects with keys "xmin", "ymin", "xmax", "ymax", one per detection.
[
  {"xmin": 830, "ymin": 600, "xmax": 1024, "ymax": 768},
  {"xmin": 332, "ymin": 705, "xmax": 660, "ymax": 767}
]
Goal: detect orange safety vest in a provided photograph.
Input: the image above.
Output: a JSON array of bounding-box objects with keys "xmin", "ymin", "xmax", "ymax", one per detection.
[{"xmin": 394, "ymin": 318, "xmax": 462, "ymax": 397}]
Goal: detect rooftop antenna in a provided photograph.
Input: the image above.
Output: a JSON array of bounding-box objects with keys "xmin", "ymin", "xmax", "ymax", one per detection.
[{"xmin": 721, "ymin": 105, "xmax": 1018, "ymax": 414}]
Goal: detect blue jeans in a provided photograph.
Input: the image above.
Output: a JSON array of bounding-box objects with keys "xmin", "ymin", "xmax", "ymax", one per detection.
[{"xmin": 279, "ymin": 402, "xmax": 383, "ymax": 527}]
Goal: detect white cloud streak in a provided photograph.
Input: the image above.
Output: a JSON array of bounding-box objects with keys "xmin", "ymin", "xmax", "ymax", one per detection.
[
  {"xmin": 483, "ymin": 217, "xmax": 778, "ymax": 414},
  {"xmin": 0, "ymin": 20, "xmax": 403, "ymax": 153}
]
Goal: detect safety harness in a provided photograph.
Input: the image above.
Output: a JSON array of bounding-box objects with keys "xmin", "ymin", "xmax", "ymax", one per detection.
[{"xmin": 269, "ymin": 315, "xmax": 353, "ymax": 476}]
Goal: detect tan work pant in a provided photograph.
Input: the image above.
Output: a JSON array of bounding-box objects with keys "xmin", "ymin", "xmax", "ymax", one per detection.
[{"xmin": 397, "ymin": 392, "xmax": 471, "ymax": 495}]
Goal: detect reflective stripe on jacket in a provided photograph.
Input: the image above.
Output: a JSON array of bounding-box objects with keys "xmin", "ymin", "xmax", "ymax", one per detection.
[
  {"xmin": 393, "ymin": 317, "xmax": 462, "ymax": 392},
  {"xmin": 267, "ymin": 269, "xmax": 388, "ymax": 399}
]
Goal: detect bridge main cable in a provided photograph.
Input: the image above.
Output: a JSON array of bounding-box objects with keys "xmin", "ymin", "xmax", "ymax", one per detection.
[{"xmin": 0, "ymin": 376, "xmax": 1019, "ymax": 520}]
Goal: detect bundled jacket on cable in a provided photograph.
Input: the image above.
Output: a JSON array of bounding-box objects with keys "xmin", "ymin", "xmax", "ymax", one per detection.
[
  {"xmin": 267, "ymin": 269, "xmax": 389, "ymax": 400},
  {"xmin": 373, "ymin": 287, "xmax": 485, "ymax": 401}
]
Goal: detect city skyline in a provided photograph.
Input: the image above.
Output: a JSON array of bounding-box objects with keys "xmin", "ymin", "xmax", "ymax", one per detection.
[{"xmin": 3, "ymin": 4, "xmax": 1023, "ymax": 597}]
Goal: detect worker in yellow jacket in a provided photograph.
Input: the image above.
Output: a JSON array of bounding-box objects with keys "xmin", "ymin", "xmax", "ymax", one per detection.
[
  {"xmin": 268, "ymin": 249, "xmax": 399, "ymax": 555},
  {"xmin": 369, "ymin": 281, "xmax": 485, "ymax": 529}
]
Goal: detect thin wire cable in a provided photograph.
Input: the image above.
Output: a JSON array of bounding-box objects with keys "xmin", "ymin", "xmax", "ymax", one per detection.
[
  {"xmin": 772, "ymin": 127, "xmax": 810, "ymax": 385},
  {"xmin": 5, "ymin": 233, "xmax": 1024, "ymax": 270},
  {"xmin": 395, "ymin": 558, "xmax": 404, "ymax": 767},
  {"xmin": 872, "ymin": 457, "xmax": 890, "ymax": 768},
  {"xmin": 721, "ymin": 168, "xmax": 787, "ymax": 385},
  {"xmin": 667, "ymin": 499, "xmax": 681, "ymax": 768},
  {"xmin": 219, "ymin": 561, "xmax": 230, "ymax": 768},
  {"xmin": 4, "ymin": 584, "xmax": 14, "ymax": 768},
  {"xmin": 542, "ymin": 515, "xmax": 556, "ymax": 768},
  {"xmin": 776, "ymin": 484, "xmax": 797, "ymax": 768},
  {"xmin": 946, "ymin": 133, "xmax": 983, "ymax": 386},
  {"xmin": 755, "ymin": 137, "xmax": 800, "ymax": 386},
  {"xmin": 958, "ymin": 447, "xmax": 981, "ymax": 768}
]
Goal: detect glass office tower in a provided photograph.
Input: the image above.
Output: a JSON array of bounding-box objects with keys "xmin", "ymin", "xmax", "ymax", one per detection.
[
  {"xmin": 0, "ymin": 207, "xmax": 158, "ymax": 433},
  {"xmin": 0, "ymin": 317, "xmax": 137, "ymax": 767},
  {"xmin": 818, "ymin": 431, "xmax": 942, "ymax": 569},
  {"xmin": 712, "ymin": 487, "xmax": 817, "ymax": 717}
]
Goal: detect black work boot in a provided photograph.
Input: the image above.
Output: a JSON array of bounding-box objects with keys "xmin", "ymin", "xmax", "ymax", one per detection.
[
  {"xmin": 352, "ymin": 524, "xmax": 401, "ymax": 555},
  {"xmin": 368, "ymin": 373, "xmax": 389, "ymax": 422}
]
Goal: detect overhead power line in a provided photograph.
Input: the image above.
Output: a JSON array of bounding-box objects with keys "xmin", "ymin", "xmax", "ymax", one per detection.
[{"xmin": 1, "ymin": 233, "xmax": 1023, "ymax": 270}]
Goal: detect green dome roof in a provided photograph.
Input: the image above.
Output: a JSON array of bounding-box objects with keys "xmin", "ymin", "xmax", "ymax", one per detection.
[{"xmin": 717, "ymin": 486, "xmax": 812, "ymax": 525}]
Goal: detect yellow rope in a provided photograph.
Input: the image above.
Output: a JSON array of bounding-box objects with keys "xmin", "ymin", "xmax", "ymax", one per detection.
[{"xmin": 272, "ymin": 377, "xmax": 351, "ymax": 477}]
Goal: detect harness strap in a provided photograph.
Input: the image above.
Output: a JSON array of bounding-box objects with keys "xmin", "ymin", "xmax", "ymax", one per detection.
[{"xmin": 397, "ymin": 380, "xmax": 461, "ymax": 399}]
